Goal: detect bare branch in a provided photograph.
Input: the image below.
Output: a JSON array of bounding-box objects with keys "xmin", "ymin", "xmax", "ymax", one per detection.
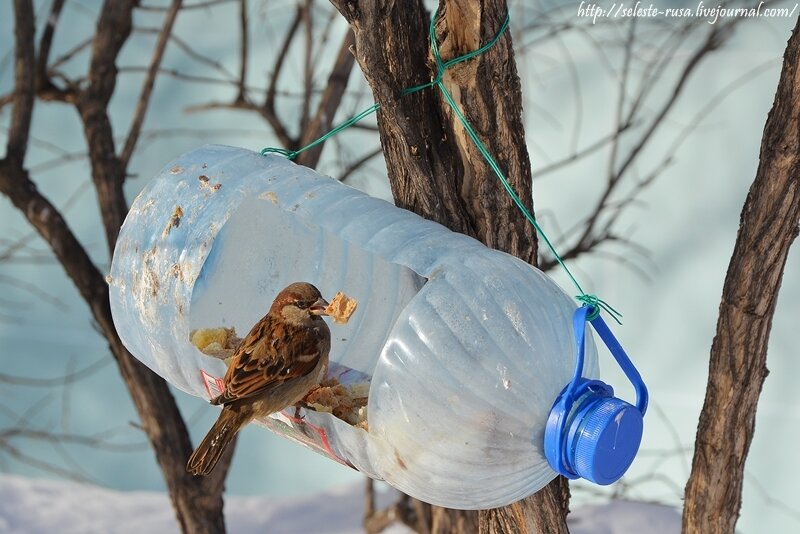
[
  {"xmin": 138, "ymin": 0, "xmax": 233, "ymax": 11},
  {"xmin": 164, "ymin": 31, "xmax": 237, "ymax": 80},
  {"xmin": 607, "ymin": 16, "xmax": 635, "ymax": 182},
  {"xmin": 78, "ymin": 0, "xmax": 137, "ymax": 252},
  {"xmin": 0, "ymin": 356, "xmax": 109, "ymax": 387},
  {"xmin": 0, "ymin": 273, "xmax": 68, "ymax": 311},
  {"xmin": 237, "ymin": 0, "xmax": 249, "ymax": 102},
  {"xmin": 6, "ymin": 0, "xmax": 36, "ymax": 164},
  {"xmin": 541, "ymin": 19, "xmax": 740, "ymax": 271},
  {"xmin": 0, "ymin": 439, "xmax": 93, "ymax": 483},
  {"xmin": 1, "ymin": 428, "xmax": 144, "ymax": 453},
  {"xmin": 35, "ymin": 0, "xmax": 66, "ymax": 90},
  {"xmin": 612, "ymin": 24, "xmax": 727, "ymax": 184},
  {"xmin": 119, "ymin": 66, "xmax": 238, "ymax": 87},
  {"xmin": 49, "ymin": 36, "xmax": 94, "ymax": 70},
  {"xmin": 338, "ymin": 146, "xmax": 382, "ymax": 182},
  {"xmin": 295, "ymin": 28, "xmax": 356, "ymax": 168},
  {"xmin": 267, "ymin": 4, "xmax": 303, "ymax": 114},
  {"xmin": 0, "ymin": 177, "xmax": 91, "ymax": 265},
  {"xmin": 533, "ymin": 120, "xmax": 635, "ymax": 179},
  {"xmin": 300, "ymin": 0, "xmax": 315, "ymax": 133},
  {"xmin": 120, "ymin": 0, "xmax": 182, "ymax": 170}
]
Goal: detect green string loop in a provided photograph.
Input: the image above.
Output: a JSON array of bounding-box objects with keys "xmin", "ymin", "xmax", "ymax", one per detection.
[
  {"xmin": 260, "ymin": 10, "xmax": 622, "ymax": 325},
  {"xmin": 576, "ymin": 294, "xmax": 621, "ymax": 322},
  {"xmin": 261, "ymin": 147, "xmax": 298, "ymax": 159}
]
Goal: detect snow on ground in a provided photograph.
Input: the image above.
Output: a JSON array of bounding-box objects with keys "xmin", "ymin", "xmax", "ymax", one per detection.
[{"xmin": 0, "ymin": 474, "xmax": 680, "ymax": 533}]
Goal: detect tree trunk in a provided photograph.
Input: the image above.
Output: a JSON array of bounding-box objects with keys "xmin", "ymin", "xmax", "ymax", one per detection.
[
  {"xmin": 330, "ymin": 0, "xmax": 567, "ymax": 532},
  {"xmin": 1, "ymin": 1, "xmax": 232, "ymax": 532},
  {"xmin": 681, "ymin": 16, "xmax": 800, "ymax": 534}
]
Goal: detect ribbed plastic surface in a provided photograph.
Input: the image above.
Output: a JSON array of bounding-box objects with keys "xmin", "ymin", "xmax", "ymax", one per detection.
[{"xmin": 109, "ymin": 145, "xmax": 599, "ymax": 509}]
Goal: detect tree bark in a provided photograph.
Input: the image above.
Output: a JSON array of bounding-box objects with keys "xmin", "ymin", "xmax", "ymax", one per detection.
[
  {"xmin": 681, "ymin": 17, "xmax": 800, "ymax": 534},
  {"xmin": 330, "ymin": 0, "xmax": 566, "ymax": 532}
]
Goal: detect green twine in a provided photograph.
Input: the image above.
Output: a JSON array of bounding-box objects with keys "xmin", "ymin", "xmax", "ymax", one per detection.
[{"xmin": 261, "ymin": 10, "xmax": 622, "ymax": 325}]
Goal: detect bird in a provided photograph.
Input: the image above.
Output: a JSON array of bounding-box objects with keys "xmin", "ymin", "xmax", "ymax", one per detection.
[{"xmin": 187, "ymin": 282, "xmax": 331, "ymax": 476}]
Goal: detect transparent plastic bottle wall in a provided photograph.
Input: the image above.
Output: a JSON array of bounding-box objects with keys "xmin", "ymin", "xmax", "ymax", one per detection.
[{"xmin": 109, "ymin": 145, "xmax": 599, "ymax": 509}]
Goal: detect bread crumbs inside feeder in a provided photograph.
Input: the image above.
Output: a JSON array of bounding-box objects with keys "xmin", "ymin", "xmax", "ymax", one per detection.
[{"xmin": 109, "ymin": 145, "xmax": 609, "ymax": 510}]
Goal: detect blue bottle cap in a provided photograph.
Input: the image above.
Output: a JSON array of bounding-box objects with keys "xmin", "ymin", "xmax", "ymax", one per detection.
[{"xmin": 571, "ymin": 397, "xmax": 644, "ymax": 485}]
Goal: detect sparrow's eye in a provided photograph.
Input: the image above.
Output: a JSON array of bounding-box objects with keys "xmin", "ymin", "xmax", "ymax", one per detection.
[{"xmin": 295, "ymin": 300, "xmax": 310, "ymax": 309}]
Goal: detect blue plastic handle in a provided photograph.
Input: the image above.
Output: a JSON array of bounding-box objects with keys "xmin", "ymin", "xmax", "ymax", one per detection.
[{"xmin": 566, "ymin": 306, "xmax": 648, "ymax": 415}]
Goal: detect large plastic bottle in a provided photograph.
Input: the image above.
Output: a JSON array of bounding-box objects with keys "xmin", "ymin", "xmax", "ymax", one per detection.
[{"xmin": 109, "ymin": 145, "xmax": 599, "ymax": 509}]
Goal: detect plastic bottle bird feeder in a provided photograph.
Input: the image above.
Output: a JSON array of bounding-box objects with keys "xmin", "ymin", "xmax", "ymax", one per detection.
[{"xmin": 109, "ymin": 145, "xmax": 601, "ymax": 510}]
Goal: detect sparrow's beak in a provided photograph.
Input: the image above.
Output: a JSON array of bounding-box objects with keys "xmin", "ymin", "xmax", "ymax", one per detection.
[{"xmin": 309, "ymin": 297, "xmax": 330, "ymax": 315}]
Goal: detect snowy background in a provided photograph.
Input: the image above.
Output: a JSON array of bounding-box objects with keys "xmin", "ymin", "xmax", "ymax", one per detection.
[
  {"xmin": 1, "ymin": 0, "xmax": 799, "ymax": 533},
  {"xmin": 0, "ymin": 474, "xmax": 682, "ymax": 534}
]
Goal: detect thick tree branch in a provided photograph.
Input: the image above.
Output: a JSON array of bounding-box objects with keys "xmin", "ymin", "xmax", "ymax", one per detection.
[
  {"xmin": 263, "ymin": 4, "xmax": 303, "ymax": 146},
  {"xmin": 330, "ymin": 0, "xmax": 478, "ymax": 240},
  {"xmin": 7, "ymin": 0, "xmax": 35, "ymax": 165},
  {"xmin": 77, "ymin": 0, "xmax": 137, "ymax": 252},
  {"xmin": 2, "ymin": 2, "xmax": 233, "ymax": 532},
  {"xmin": 35, "ymin": 0, "xmax": 66, "ymax": 92},
  {"xmin": 0, "ymin": 159, "xmax": 234, "ymax": 534},
  {"xmin": 682, "ymin": 16, "xmax": 800, "ymax": 534},
  {"xmin": 433, "ymin": 0, "xmax": 538, "ymax": 264}
]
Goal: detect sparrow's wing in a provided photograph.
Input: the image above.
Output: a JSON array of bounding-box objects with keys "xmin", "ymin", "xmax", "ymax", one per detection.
[{"xmin": 212, "ymin": 315, "xmax": 327, "ymax": 405}]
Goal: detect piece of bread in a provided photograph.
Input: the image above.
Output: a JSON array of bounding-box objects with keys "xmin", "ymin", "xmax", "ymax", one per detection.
[
  {"xmin": 303, "ymin": 377, "xmax": 369, "ymax": 427},
  {"xmin": 325, "ymin": 292, "xmax": 358, "ymax": 324},
  {"xmin": 190, "ymin": 327, "xmax": 241, "ymax": 360}
]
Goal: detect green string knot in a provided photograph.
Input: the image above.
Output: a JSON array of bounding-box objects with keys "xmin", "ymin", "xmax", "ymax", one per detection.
[
  {"xmin": 576, "ymin": 294, "xmax": 623, "ymax": 324},
  {"xmin": 261, "ymin": 147, "xmax": 299, "ymax": 159}
]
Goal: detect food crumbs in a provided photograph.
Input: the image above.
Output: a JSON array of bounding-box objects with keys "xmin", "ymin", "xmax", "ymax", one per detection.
[
  {"xmin": 304, "ymin": 377, "xmax": 369, "ymax": 427},
  {"xmin": 199, "ymin": 175, "xmax": 222, "ymax": 191},
  {"xmin": 162, "ymin": 206, "xmax": 184, "ymax": 237},
  {"xmin": 260, "ymin": 191, "xmax": 279, "ymax": 204}
]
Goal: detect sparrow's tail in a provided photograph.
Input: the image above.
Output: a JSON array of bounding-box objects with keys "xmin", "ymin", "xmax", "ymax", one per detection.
[{"xmin": 187, "ymin": 407, "xmax": 249, "ymax": 476}]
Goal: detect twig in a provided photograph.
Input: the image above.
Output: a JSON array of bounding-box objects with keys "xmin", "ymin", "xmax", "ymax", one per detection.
[
  {"xmin": 266, "ymin": 4, "xmax": 303, "ymax": 114},
  {"xmin": 138, "ymin": 0, "xmax": 233, "ymax": 11},
  {"xmin": 237, "ymin": 0, "xmax": 248, "ymax": 102},
  {"xmin": 120, "ymin": 0, "xmax": 182, "ymax": 170},
  {"xmin": 300, "ymin": 0, "xmax": 315, "ymax": 133},
  {"xmin": 533, "ymin": 121, "xmax": 635, "ymax": 179},
  {"xmin": 295, "ymin": 28, "xmax": 356, "ymax": 168},
  {"xmin": 0, "ymin": 356, "xmax": 109, "ymax": 387},
  {"xmin": 0, "ymin": 274, "xmax": 68, "ymax": 310},
  {"xmin": 49, "ymin": 36, "xmax": 93, "ymax": 70},
  {"xmin": 338, "ymin": 146, "xmax": 382, "ymax": 182},
  {"xmin": 1, "ymin": 428, "xmax": 145, "ymax": 453}
]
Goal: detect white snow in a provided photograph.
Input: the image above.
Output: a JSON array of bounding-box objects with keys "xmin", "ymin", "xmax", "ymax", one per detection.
[{"xmin": 0, "ymin": 474, "xmax": 680, "ymax": 534}]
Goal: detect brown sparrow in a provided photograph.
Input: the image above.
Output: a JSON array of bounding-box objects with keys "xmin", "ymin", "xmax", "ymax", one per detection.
[{"xmin": 187, "ymin": 282, "xmax": 331, "ymax": 476}]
